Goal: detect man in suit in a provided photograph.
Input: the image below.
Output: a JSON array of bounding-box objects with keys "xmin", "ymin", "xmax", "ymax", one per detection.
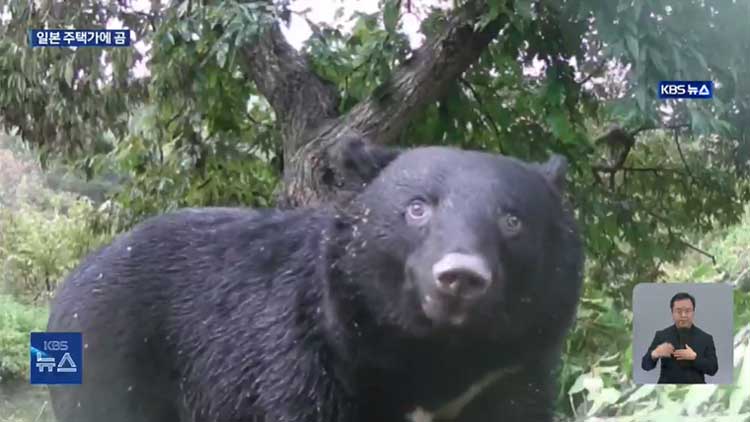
[{"xmin": 641, "ymin": 292, "xmax": 719, "ymax": 384}]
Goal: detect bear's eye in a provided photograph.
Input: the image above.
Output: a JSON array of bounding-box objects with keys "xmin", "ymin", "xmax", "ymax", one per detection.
[
  {"xmin": 499, "ymin": 213, "xmax": 522, "ymax": 235},
  {"xmin": 405, "ymin": 199, "xmax": 432, "ymax": 225}
]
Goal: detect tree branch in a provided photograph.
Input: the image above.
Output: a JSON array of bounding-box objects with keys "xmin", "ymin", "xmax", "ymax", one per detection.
[
  {"xmin": 638, "ymin": 206, "xmax": 717, "ymax": 266},
  {"xmin": 591, "ymin": 166, "xmax": 683, "ymax": 174},
  {"xmin": 336, "ymin": 4, "xmax": 508, "ymax": 146},
  {"xmin": 459, "ymin": 77, "xmax": 505, "ymax": 153},
  {"xmin": 240, "ymin": 21, "xmax": 340, "ymax": 154},
  {"xmin": 677, "ymin": 239, "xmax": 717, "ymax": 266},
  {"xmin": 673, "ymin": 129, "xmax": 697, "ymax": 186},
  {"xmin": 631, "ymin": 122, "xmax": 690, "ymax": 136},
  {"xmin": 575, "ymin": 60, "xmax": 606, "ymax": 86},
  {"xmin": 273, "ymin": 1, "xmax": 511, "ymax": 207},
  {"xmin": 592, "ymin": 122, "xmax": 692, "ymax": 176}
]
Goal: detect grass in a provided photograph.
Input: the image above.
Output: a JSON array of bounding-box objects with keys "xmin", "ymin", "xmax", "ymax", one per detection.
[
  {"xmin": 0, "ymin": 295, "xmax": 54, "ymax": 422},
  {"xmin": 0, "ymin": 381, "xmax": 55, "ymax": 422}
]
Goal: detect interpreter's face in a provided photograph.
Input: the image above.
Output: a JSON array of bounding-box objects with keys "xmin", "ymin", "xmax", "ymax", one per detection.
[{"xmin": 671, "ymin": 298, "xmax": 694, "ymax": 329}]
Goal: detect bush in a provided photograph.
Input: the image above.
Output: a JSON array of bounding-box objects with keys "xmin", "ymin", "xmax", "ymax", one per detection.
[
  {"xmin": 0, "ymin": 138, "xmax": 117, "ymax": 304},
  {"xmin": 0, "ymin": 192, "xmax": 115, "ymax": 303},
  {"xmin": 0, "ymin": 295, "xmax": 48, "ymax": 382}
]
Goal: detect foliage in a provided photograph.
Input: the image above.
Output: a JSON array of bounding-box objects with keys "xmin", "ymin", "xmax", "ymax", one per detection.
[
  {"xmin": 0, "ymin": 0, "xmax": 152, "ymax": 160},
  {"xmin": 2, "ymin": 0, "xmax": 749, "ymax": 304},
  {"xmin": 298, "ymin": 0, "xmax": 750, "ymax": 311},
  {"xmin": 0, "ymin": 197, "xmax": 114, "ymax": 301},
  {"xmin": 0, "ymin": 138, "xmax": 115, "ymax": 302},
  {"xmin": 563, "ymin": 325, "xmax": 750, "ymax": 421},
  {"xmin": 559, "ymin": 206, "xmax": 750, "ymax": 420},
  {"xmin": 0, "ymin": 295, "xmax": 48, "ymax": 383},
  {"xmin": 1, "ymin": 0, "xmax": 750, "ymax": 420}
]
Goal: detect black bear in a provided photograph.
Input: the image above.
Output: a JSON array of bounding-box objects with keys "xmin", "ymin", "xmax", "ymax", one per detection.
[{"xmin": 47, "ymin": 144, "xmax": 584, "ymax": 422}]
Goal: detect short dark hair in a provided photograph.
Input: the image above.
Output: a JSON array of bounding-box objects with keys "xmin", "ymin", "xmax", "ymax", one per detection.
[{"xmin": 670, "ymin": 292, "xmax": 695, "ymax": 310}]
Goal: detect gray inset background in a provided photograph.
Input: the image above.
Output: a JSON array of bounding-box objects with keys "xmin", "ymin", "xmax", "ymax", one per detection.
[{"xmin": 632, "ymin": 282, "xmax": 733, "ymax": 384}]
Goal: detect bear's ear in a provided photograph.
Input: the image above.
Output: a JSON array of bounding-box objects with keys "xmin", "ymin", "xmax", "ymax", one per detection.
[
  {"xmin": 536, "ymin": 154, "xmax": 568, "ymax": 192},
  {"xmin": 334, "ymin": 135, "xmax": 401, "ymax": 185}
]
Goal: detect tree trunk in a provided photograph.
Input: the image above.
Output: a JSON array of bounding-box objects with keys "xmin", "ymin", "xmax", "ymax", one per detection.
[{"xmin": 239, "ymin": 0, "xmax": 510, "ymax": 208}]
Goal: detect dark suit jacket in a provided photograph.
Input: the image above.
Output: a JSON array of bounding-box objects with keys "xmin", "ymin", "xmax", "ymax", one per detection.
[{"xmin": 641, "ymin": 324, "xmax": 719, "ymax": 384}]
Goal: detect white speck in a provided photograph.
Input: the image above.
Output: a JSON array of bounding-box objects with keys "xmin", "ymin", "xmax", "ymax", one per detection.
[
  {"xmin": 126, "ymin": 246, "xmax": 132, "ymax": 252},
  {"xmin": 73, "ymin": 313, "xmax": 78, "ymax": 319},
  {"xmin": 424, "ymin": 295, "xmax": 433, "ymax": 303},
  {"xmin": 96, "ymin": 273, "xmax": 103, "ymax": 280},
  {"xmin": 77, "ymin": 402, "xmax": 81, "ymax": 408},
  {"xmin": 127, "ymin": 385, "xmax": 133, "ymax": 392},
  {"xmin": 450, "ymin": 314, "xmax": 466, "ymax": 325},
  {"xmin": 260, "ymin": 246, "xmax": 265, "ymax": 252},
  {"xmin": 84, "ymin": 343, "xmax": 89, "ymax": 349},
  {"xmin": 406, "ymin": 407, "xmax": 433, "ymax": 422},
  {"xmin": 143, "ymin": 337, "xmax": 148, "ymax": 343}
]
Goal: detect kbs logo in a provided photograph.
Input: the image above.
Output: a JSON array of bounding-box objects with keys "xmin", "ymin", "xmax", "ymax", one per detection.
[
  {"xmin": 658, "ymin": 81, "xmax": 713, "ymax": 99},
  {"xmin": 30, "ymin": 332, "xmax": 83, "ymax": 385}
]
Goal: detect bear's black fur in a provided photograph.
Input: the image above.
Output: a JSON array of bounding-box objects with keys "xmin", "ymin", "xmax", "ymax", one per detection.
[{"xmin": 47, "ymin": 145, "xmax": 584, "ymax": 422}]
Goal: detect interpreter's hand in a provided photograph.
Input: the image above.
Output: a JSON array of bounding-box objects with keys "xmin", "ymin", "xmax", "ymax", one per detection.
[
  {"xmin": 673, "ymin": 344, "xmax": 697, "ymax": 361},
  {"xmin": 651, "ymin": 342, "xmax": 675, "ymax": 360}
]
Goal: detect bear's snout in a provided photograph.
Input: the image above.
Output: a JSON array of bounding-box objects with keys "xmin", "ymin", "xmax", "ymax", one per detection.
[
  {"xmin": 419, "ymin": 252, "xmax": 495, "ymax": 326},
  {"xmin": 432, "ymin": 253, "xmax": 492, "ymax": 300}
]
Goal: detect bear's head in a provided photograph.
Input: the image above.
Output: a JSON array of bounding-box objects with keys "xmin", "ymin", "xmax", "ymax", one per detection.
[{"xmin": 326, "ymin": 144, "xmax": 584, "ymax": 343}]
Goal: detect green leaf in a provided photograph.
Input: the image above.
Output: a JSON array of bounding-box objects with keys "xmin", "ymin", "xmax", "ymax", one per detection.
[
  {"xmin": 729, "ymin": 340, "xmax": 750, "ymax": 414},
  {"xmin": 689, "ymin": 46, "xmax": 710, "ymax": 72},
  {"xmin": 671, "ymin": 47, "xmax": 685, "ymax": 79},
  {"xmin": 633, "ymin": 0, "xmax": 643, "ymax": 20},
  {"xmin": 647, "ymin": 48, "xmax": 669, "ymax": 79},
  {"xmin": 688, "ymin": 107, "xmax": 710, "ymax": 134},
  {"xmin": 683, "ymin": 384, "xmax": 718, "ymax": 416},
  {"xmin": 477, "ymin": 0, "xmax": 507, "ymax": 31},
  {"xmin": 624, "ymin": 384, "xmax": 656, "ymax": 403},
  {"xmin": 334, "ymin": 7, "xmax": 345, "ymax": 21},
  {"xmin": 215, "ymin": 41, "xmax": 229, "ymax": 68},
  {"xmin": 383, "ymin": 0, "xmax": 400, "ymax": 34},
  {"xmin": 568, "ymin": 372, "xmax": 587, "ymax": 395},
  {"xmin": 516, "ymin": 0, "xmax": 534, "ymax": 20},
  {"xmin": 64, "ymin": 60, "xmax": 74, "ymax": 87},
  {"xmin": 690, "ymin": 262, "xmax": 714, "ymax": 279},
  {"xmin": 176, "ymin": 1, "xmax": 191, "ymax": 18},
  {"xmin": 635, "ymin": 86, "xmax": 647, "ymax": 112},
  {"xmin": 625, "ymin": 35, "xmax": 639, "ymax": 61}
]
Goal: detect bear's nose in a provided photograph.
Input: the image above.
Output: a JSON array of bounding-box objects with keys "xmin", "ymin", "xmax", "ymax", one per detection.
[{"xmin": 432, "ymin": 253, "xmax": 492, "ymax": 299}]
